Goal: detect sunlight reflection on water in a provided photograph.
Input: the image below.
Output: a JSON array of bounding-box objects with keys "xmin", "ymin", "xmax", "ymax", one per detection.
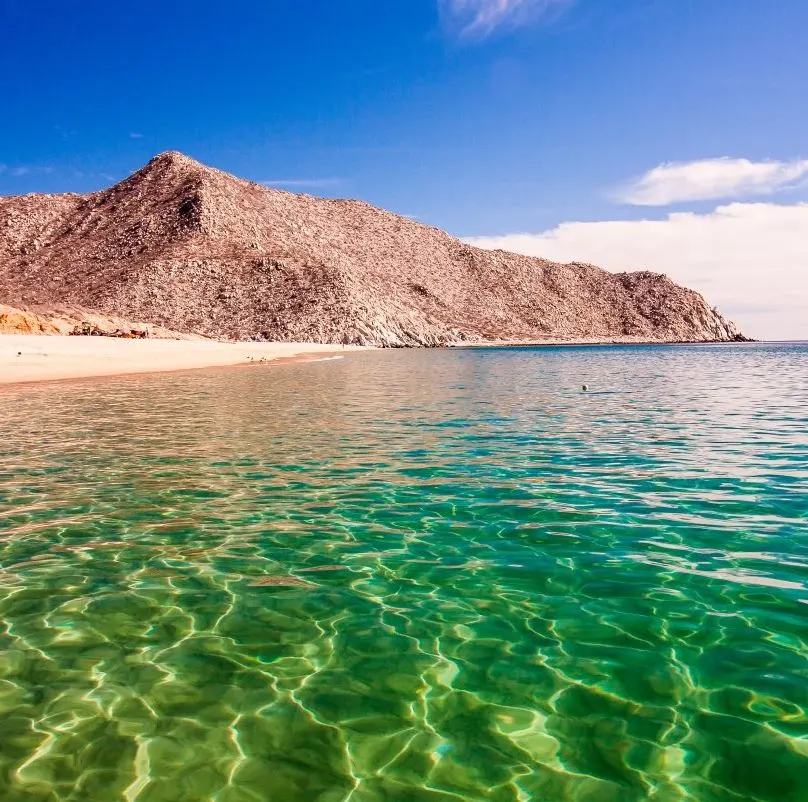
[{"xmin": 0, "ymin": 343, "xmax": 806, "ymax": 801}]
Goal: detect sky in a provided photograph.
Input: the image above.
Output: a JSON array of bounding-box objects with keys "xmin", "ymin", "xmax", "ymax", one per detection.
[{"xmin": 1, "ymin": 0, "xmax": 806, "ymax": 339}]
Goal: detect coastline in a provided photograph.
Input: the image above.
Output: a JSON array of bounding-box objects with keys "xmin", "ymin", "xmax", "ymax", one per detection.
[
  {"xmin": 1, "ymin": 332, "xmax": 759, "ymax": 387},
  {"xmin": 453, "ymin": 335, "xmax": 754, "ymax": 348},
  {"xmin": 0, "ymin": 335, "xmax": 367, "ymax": 387}
]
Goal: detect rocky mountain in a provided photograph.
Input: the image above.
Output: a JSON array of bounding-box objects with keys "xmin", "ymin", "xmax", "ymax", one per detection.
[{"xmin": 0, "ymin": 151, "xmax": 744, "ymax": 345}]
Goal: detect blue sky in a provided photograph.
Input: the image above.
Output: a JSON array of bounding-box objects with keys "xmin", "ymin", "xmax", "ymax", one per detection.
[{"xmin": 1, "ymin": 0, "xmax": 807, "ymax": 338}]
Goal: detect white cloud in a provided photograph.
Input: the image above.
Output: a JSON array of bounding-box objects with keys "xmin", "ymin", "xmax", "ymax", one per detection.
[
  {"xmin": 466, "ymin": 202, "xmax": 808, "ymax": 341},
  {"xmin": 439, "ymin": 0, "xmax": 573, "ymax": 38},
  {"xmin": 616, "ymin": 157, "xmax": 808, "ymax": 206},
  {"xmin": 0, "ymin": 165, "xmax": 55, "ymax": 178},
  {"xmin": 129, "ymin": 132, "xmax": 144, "ymax": 139}
]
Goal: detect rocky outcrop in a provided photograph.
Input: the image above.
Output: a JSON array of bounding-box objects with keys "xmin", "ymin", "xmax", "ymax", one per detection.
[
  {"xmin": 0, "ymin": 151, "xmax": 744, "ymax": 345},
  {"xmin": 0, "ymin": 303, "xmax": 195, "ymax": 339},
  {"xmin": 0, "ymin": 304, "xmax": 61, "ymax": 335}
]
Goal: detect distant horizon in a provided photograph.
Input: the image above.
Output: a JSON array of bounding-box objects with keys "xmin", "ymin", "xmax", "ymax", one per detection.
[{"xmin": 2, "ymin": 0, "xmax": 806, "ymax": 338}]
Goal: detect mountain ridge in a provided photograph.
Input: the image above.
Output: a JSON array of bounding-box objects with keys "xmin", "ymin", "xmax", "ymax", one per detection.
[{"xmin": 0, "ymin": 152, "xmax": 745, "ymax": 345}]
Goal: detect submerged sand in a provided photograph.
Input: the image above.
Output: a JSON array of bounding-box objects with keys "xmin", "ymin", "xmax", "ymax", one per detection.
[{"xmin": 0, "ymin": 335, "xmax": 365, "ymax": 385}]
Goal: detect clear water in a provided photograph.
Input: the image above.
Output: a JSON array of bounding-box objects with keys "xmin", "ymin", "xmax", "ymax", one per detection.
[{"xmin": 0, "ymin": 343, "xmax": 807, "ymax": 802}]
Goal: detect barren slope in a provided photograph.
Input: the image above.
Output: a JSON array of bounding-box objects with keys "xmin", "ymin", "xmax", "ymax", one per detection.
[{"xmin": 0, "ymin": 152, "xmax": 744, "ymax": 345}]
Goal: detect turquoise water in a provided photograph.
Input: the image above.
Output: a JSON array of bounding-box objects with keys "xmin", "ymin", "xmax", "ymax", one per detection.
[{"xmin": 0, "ymin": 343, "xmax": 807, "ymax": 801}]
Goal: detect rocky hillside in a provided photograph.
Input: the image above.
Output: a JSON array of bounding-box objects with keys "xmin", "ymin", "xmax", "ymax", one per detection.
[
  {"xmin": 0, "ymin": 152, "xmax": 744, "ymax": 345},
  {"xmin": 0, "ymin": 303, "xmax": 195, "ymax": 338}
]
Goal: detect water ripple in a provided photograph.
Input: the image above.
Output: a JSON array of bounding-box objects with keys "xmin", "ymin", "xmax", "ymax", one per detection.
[{"xmin": 0, "ymin": 343, "xmax": 806, "ymax": 801}]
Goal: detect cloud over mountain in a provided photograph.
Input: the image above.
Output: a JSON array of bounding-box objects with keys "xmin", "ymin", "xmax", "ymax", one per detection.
[
  {"xmin": 467, "ymin": 201, "xmax": 808, "ymax": 340},
  {"xmin": 438, "ymin": 0, "xmax": 573, "ymax": 38},
  {"xmin": 615, "ymin": 158, "xmax": 808, "ymax": 206}
]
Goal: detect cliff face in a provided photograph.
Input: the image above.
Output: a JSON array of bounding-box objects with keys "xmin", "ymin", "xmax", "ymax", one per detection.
[{"xmin": 0, "ymin": 151, "xmax": 743, "ymax": 345}]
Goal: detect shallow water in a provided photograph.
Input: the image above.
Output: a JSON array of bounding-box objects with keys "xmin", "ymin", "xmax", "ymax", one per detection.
[{"xmin": 0, "ymin": 343, "xmax": 807, "ymax": 801}]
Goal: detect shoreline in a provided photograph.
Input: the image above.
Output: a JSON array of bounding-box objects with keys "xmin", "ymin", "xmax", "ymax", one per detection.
[
  {"xmin": 453, "ymin": 336, "xmax": 755, "ymax": 348},
  {"xmin": 1, "ymin": 333, "xmax": 763, "ymax": 388},
  {"xmin": 0, "ymin": 335, "xmax": 367, "ymax": 387}
]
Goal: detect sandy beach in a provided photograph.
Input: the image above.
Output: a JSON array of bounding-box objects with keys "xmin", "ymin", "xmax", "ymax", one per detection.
[{"xmin": 0, "ymin": 335, "xmax": 365, "ymax": 386}]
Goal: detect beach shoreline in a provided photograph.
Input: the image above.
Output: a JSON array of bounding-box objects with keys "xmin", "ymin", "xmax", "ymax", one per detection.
[
  {"xmin": 0, "ymin": 335, "xmax": 367, "ymax": 387},
  {"xmin": 453, "ymin": 335, "xmax": 754, "ymax": 348}
]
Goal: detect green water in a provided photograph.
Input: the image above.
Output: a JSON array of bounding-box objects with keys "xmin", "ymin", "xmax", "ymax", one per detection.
[{"xmin": 0, "ymin": 344, "xmax": 807, "ymax": 801}]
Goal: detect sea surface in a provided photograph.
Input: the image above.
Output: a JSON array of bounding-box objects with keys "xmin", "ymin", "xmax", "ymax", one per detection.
[{"xmin": 0, "ymin": 343, "xmax": 807, "ymax": 802}]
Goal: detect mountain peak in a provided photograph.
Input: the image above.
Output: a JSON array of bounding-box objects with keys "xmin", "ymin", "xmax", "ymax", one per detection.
[
  {"xmin": 147, "ymin": 150, "xmax": 206, "ymax": 171},
  {"xmin": 123, "ymin": 151, "xmax": 211, "ymax": 190}
]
